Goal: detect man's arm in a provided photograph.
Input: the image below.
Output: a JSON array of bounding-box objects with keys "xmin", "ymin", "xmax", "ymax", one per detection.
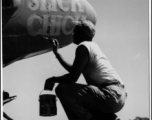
[
  {"xmin": 54, "ymin": 51, "xmax": 72, "ymax": 72},
  {"xmin": 50, "ymin": 39, "xmax": 72, "ymax": 72},
  {"xmin": 53, "ymin": 45, "xmax": 89, "ymax": 83}
]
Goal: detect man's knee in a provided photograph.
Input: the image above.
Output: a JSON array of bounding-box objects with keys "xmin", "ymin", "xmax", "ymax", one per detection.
[
  {"xmin": 55, "ymin": 83, "xmax": 65, "ymax": 95},
  {"xmin": 55, "ymin": 83, "xmax": 75, "ymax": 97}
]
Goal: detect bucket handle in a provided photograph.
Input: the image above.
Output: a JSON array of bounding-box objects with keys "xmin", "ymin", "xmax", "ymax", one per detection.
[
  {"xmin": 39, "ymin": 90, "xmax": 58, "ymax": 101},
  {"xmin": 39, "ymin": 90, "xmax": 44, "ymax": 96},
  {"xmin": 39, "ymin": 90, "xmax": 53, "ymax": 96}
]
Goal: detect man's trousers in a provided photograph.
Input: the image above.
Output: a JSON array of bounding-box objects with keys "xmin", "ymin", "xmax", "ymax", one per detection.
[{"xmin": 55, "ymin": 83, "xmax": 127, "ymax": 120}]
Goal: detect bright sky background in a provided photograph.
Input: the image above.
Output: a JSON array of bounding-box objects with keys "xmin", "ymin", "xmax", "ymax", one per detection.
[{"xmin": 2, "ymin": 0, "xmax": 150, "ymax": 120}]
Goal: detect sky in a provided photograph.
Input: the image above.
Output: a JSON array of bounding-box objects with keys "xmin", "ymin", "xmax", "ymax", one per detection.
[{"xmin": 2, "ymin": 0, "xmax": 150, "ymax": 120}]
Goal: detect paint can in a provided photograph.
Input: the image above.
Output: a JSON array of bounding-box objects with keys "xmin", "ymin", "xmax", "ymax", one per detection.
[{"xmin": 39, "ymin": 90, "xmax": 57, "ymax": 116}]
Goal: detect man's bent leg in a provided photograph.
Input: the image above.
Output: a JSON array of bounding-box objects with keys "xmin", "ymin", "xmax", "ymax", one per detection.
[
  {"xmin": 55, "ymin": 83, "xmax": 93, "ymax": 120},
  {"xmin": 55, "ymin": 83, "xmax": 125, "ymax": 120}
]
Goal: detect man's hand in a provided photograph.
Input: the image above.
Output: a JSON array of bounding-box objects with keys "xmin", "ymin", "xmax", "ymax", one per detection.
[
  {"xmin": 42, "ymin": 36, "xmax": 59, "ymax": 54},
  {"xmin": 44, "ymin": 77, "xmax": 56, "ymax": 91},
  {"xmin": 51, "ymin": 39, "xmax": 59, "ymax": 53}
]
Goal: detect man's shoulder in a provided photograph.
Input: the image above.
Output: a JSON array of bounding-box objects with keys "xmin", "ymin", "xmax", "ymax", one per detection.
[
  {"xmin": 76, "ymin": 44, "xmax": 89, "ymax": 56},
  {"xmin": 79, "ymin": 41, "xmax": 97, "ymax": 47},
  {"xmin": 77, "ymin": 44, "xmax": 88, "ymax": 52}
]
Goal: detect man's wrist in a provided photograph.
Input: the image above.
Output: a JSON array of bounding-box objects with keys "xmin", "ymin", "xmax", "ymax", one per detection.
[
  {"xmin": 54, "ymin": 51, "xmax": 60, "ymax": 58},
  {"xmin": 52, "ymin": 76, "xmax": 56, "ymax": 83}
]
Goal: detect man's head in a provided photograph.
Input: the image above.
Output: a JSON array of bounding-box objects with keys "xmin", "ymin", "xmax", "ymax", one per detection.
[{"xmin": 72, "ymin": 20, "xmax": 95, "ymax": 44}]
